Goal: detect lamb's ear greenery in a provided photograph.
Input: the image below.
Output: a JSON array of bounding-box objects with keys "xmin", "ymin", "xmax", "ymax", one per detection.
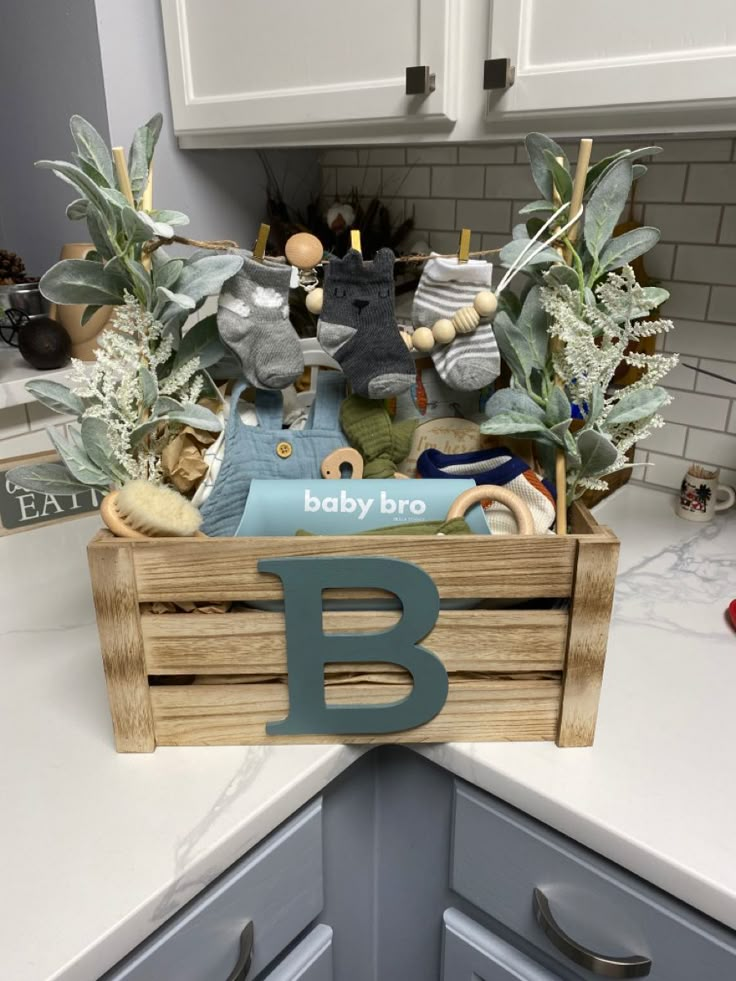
[
  {"xmin": 487, "ymin": 138, "xmax": 674, "ymax": 501},
  {"xmin": 17, "ymin": 112, "xmax": 237, "ymax": 499}
]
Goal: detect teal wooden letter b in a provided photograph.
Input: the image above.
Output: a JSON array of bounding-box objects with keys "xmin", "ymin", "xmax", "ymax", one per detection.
[{"xmin": 260, "ymin": 557, "xmax": 448, "ymax": 735}]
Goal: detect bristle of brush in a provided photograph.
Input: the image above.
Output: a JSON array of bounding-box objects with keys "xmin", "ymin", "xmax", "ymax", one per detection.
[{"xmin": 116, "ymin": 481, "xmax": 202, "ymax": 537}]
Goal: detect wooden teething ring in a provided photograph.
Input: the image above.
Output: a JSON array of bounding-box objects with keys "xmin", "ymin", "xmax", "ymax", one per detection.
[{"xmin": 446, "ymin": 485, "xmax": 535, "ymax": 536}]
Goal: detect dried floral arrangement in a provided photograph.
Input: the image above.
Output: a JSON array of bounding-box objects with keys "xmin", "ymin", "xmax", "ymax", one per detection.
[
  {"xmin": 8, "ymin": 115, "xmax": 243, "ymax": 498},
  {"xmin": 481, "ymin": 134, "xmax": 677, "ymax": 501}
]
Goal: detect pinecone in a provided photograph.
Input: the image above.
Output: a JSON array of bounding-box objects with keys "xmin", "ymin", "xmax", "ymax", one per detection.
[{"xmin": 0, "ymin": 250, "xmax": 27, "ymax": 285}]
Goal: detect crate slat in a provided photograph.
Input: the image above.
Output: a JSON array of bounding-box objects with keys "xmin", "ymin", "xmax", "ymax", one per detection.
[
  {"xmin": 150, "ymin": 678, "xmax": 561, "ymax": 745},
  {"xmin": 129, "ymin": 535, "xmax": 578, "ymax": 602},
  {"xmin": 142, "ymin": 609, "xmax": 568, "ymax": 675}
]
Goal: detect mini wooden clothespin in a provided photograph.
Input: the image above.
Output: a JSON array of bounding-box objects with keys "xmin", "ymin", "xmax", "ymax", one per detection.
[
  {"xmin": 350, "ymin": 229, "xmax": 362, "ymax": 255},
  {"xmin": 253, "ymin": 223, "xmax": 270, "ymax": 261},
  {"xmin": 458, "ymin": 228, "xmax": 471, "ymax": 264}
]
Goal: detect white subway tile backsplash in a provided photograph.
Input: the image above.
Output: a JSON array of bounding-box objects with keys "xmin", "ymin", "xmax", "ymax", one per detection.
[
  {"xmin": 459, "ymin": 145, "xmax": 515, "ymax": 164},
  {"xmin": 429, "ymin": 230, "xmax": 482, "ymax": 254},
  {"xmin": 26, "ymin": 402, "xmax": 74, "ymax": 430},
  {"xmin": 685, "ymin": 428, "xmax": 736, "ymax": 470},
  {"xmin": 634, "ymin": 164, "xmax": 688, "ymax": 202},
  {"xmin": 660, "ymin": 282, "xmax": 710, "ymax": 321},
  {"xmin": 728, "ymin": 404, "xmax": 736, "ymax": 434},
  {"xmin": 694, "ymin": 359, "xmax": 736, "ymax": 397},
  {"xmin": 650, "ymin": 139, "xmax": 733, "ymax": 162},
  {"xmin": 644, "ymin": 204, "xmax": 721, "ymax": 244},
  {"xmin": 405, "ymin": 198, "xmax": 456, "ymax": 231},
  {"xmin": 643, "ymin": 452, "xmax": 687, "ymax": 490},
  {"xmin": 320, "ymin": 149, "xmax": 359, "ymax": 166},
  {"xmin": 406, "ymin": 145, "xmax": 458, "ymax": 165},
  {"xmin": 708, "ymin": 286, "xmax": 736, "ymax": 324},
  {"xmin": 455, "ymin": 199, "xmax": 511, "ymax": 234},
  {"xmin": 357, "ymin": 148, "xmax": 406, "ymax": 166},
  {"xmin": 664, "ymin": 321, "xmax": 736, "ymax": 359},
  {"xmin": 382, "ymin": 166, "xmax": 430, "ymax": 198},
  {"xmin": 644, "ymin": 422, "xmax": 687, "ymax": 456},
  {"xmin": 484, "ymin": 165, "xmax": 538, "ymax": 200},
  {"xmin": 646, "ymin": 244, "xmax": 675, "ymax": 280},
  {"xmin": 686, "ymin": 164, "xmax": 736, "ymax": 203},
  {"xmin": 0, "ymin": 429, "xmax": 53, "ymax": 459},
  {"xmin": 432, "ymin": 166, "xmax": 485, "ymax": 198},
  {"xmin": 663, "ymin": 359, "xmax": 697, "ymax": 392},
  {"xmin": 674, "ymin": 245, "xmax": 736, "ymax": 286},
  {"xmin": 331, "ymin": 166, "xmax": 382, "ymax": 197},
  {"xmin": 719, "ymin": 207, "xmax": 736, "ymax": 245},
  {"xmin": 661, "ymin": 390, "xmax": 730, "ymax": 430}
]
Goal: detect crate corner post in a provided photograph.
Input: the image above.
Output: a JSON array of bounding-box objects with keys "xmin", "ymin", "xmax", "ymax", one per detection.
[
  {"xmin": 556, "ymin": 532, "xmax": 620, "ymax": 748},
  {"xmin": 88, "ymin": 536, "xmax": 155, "ymax": 753}
]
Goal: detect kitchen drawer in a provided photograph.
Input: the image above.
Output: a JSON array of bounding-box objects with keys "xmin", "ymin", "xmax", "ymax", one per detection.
[
  {"xmin": 442, "ymin": 908, "xmax": 560, "ymax": 980},
  {"xmin": 451, "ymin": 783, "xmax": 736, "ymax": 980},
  {"xmin": 263, "ymin": 924, "xmax": 333, "ymax": 980},
  {"xmin": 103, "ymin": 799, "xmax": 323, "ymax": 981}
]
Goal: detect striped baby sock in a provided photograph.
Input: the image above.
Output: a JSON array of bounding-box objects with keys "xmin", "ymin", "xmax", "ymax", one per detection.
[{"xmin": 412, "ymin": 255, "xmax": 500, "ymax": 392}]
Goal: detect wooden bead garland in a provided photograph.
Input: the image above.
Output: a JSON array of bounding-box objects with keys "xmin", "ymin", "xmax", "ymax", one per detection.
[{"xmin": 410, "ymin": 289, "xmax": 499, "ymax": 355}]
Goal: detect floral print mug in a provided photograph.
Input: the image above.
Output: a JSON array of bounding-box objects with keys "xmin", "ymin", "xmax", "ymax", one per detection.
[{"xmin": 677, "ymin": 464, "xmax": 735, "ymax": 522}]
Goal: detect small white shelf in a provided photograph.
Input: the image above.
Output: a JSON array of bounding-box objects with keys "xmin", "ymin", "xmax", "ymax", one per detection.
[{"xmin": 0, "ymin": 350, "xmax": 71, "ymax": 411}]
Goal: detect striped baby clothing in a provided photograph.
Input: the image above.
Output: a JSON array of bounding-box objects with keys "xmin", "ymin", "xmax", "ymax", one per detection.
[{"xmin": 412, "ymin": 255, "xmax": 500, "ymax": 392}]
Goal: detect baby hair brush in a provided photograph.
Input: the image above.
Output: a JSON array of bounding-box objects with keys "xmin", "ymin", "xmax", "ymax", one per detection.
[{"xmin": 100, "ymin": 480, "xmax": 205, "ymax": 539}]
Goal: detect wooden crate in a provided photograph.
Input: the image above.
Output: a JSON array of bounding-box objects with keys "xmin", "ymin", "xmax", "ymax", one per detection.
[{"xmin": 87, "ymin": 502, "xmax": 619, "ymax": 753}]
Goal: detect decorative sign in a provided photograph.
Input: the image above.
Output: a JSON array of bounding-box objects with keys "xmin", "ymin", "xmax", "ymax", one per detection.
[
  {"xmin": 0, "ymin": 452, "xmax": 101, "ymax": 536},
  {"xmin": 261, "ymin": 556, "xmax": 448, "ymax": 735}
]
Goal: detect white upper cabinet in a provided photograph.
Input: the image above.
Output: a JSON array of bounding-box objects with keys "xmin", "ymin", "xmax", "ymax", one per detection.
[
  {"xmin": 483, "ymin": 0, "xmax": 736, "ymax": 135},
  {"xmin": 161, "ymin": 0, "xmax": 461, "ymax": 147}
]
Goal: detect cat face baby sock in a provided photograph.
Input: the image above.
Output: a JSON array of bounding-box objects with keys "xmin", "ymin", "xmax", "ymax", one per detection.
[
  {"xmin": 318, "ymin": 249, "xmax": 414, "ymax": 399},
  {"xmin": 218, "ymin": 252, "xmax": 304, "ymax": 390},
  {"xmin": 413, "ymin": 255, "xmax": 500, "ymax": 391}
]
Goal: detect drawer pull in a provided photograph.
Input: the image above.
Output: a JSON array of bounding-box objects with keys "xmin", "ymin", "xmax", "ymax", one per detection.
[
  {"xmin": 225, "ymin": 921, "xmax": 254, "ymax": 981},
  {"xmin": 533, "ymin": 889, "xmax": 652, "ymax": 978}
]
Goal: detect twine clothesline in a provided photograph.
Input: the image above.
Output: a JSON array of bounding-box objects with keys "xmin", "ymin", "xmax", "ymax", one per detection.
[{"xmin": 142, "ymin": 233, "xmax": 503, "ymax": 265}]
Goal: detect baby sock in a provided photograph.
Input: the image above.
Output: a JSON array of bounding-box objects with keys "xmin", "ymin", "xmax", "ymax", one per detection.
[
  {"xmin": 218, "ymin": 252, "xmax": 304, "ymax": 390},
  {"xmin": 417, "ymin": 447, "xmax": 556, "ymax": 535},
  {"xmin": 412, "ymin": 255, "xmax": 500, "ymax": 392},
  {"xmin": 318, "ymin": 249, "xmax": 414, "ymax": 399}
]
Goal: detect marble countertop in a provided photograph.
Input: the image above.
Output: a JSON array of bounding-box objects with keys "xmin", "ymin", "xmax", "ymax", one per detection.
[{"xmin": 1, "ymin": 484, "xmax": 734, "ymax": 980}]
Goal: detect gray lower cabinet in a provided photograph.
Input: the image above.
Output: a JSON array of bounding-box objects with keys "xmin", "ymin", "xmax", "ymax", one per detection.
[
  {"xmin": 262, "ymin": 925, "xmax": 333, "ymax": 980},
  {"xmin": 102, "ymin": 800, "xmax": 324, "ymax": 981},
  {"xmin": 442, "ymin": 908, "xmax": 560, "ymax": 980},
  {"xmin": 451, "ymin": 783, "xmax": 736, "ymax": 981}
]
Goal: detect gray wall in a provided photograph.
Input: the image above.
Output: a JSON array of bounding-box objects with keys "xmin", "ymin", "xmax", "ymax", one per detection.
[
  {"xmin": 93, "ymin": 0, "xmax": 319, "ymax": 251},
  {"xmin": 0, "ymin": 0, "xmax": 110, "ymax": 275},
  {"xmin": 0, "ymin": 0, "xmax": 319, "ymax": 276}
]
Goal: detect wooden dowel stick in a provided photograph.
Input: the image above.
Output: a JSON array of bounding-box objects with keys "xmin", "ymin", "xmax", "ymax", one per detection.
[
  {"xmin": 350, "ymin": 229, "xmax": 362, "ymax": 255},
  {"xmin": 458, "ymin": 228, "xmax": 471, "ymax": 263},
  {"xmin": 551, "ymin": 140, "xmax": 593, "ymax": 534},
  {"xmin": 112, "ymin": 147, "xmax": 134, "ymax": 206},
  {"xmin": 565, "ymin": 138, "xmax": 593, "ymax": 257},
  {"xmin": 253, "ymin": 223, "xmax": 270, "ymax": 261}
]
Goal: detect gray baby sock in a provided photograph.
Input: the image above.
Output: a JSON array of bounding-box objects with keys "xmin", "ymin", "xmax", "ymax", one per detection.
[
  {"xmin": 218, "ymin": 252, "xmax": 303, "ymax": 390},
  {"xmin": 318, "ymin": 249, "xmax": 414, "ymax": 399},
  {"xmin": 413, "ymin": 255, "xmax": 500, "ymax": 391}
]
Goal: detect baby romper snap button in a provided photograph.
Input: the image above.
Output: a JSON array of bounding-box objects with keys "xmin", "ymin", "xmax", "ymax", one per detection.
[{"xmin": 276, "ymin": 441, "xmax": 293, "ymax": 459}]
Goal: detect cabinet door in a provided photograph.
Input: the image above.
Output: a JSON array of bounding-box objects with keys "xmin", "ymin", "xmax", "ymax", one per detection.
[
  {"xmin": 442, "ymin": 909, "xmax": 560, "ymax": 981},
  {"xmin": 263, "ymin": 925, "xmax": 333, "ymax": 981},
  {"xmin": 161, "ymin": 0, "xmax": 459, "ymax": 144},
  {"xmin": 485, "ymin": 0, "xmax": 736, "ymax": 133}
]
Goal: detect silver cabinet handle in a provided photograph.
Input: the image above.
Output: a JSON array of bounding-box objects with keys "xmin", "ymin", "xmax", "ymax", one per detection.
[
  {"xmin": 533, "ymin": 889, "xmax": 652, "ymax": 978},
  {"xmin": 483, "ymin": 57, "xmax": 515, "ymax": 90},
  {"xmin": 225, "ymin": 921, "xmax": 253, "ymax": 981},
  {"xmin": 405, "ymin": 66, "xmax": 436, "ymax": 95}
]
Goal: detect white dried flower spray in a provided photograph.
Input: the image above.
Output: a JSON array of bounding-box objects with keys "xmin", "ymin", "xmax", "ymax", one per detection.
[{"xmin": 68, "ymin": 294, "xmax": 203, "ymax": 483}]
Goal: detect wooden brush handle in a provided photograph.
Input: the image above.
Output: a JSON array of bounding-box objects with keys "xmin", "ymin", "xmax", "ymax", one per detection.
[
  {"xmin": 446, "ymin": 485, "xmax": 535, "ymax": 535},
  {"xmin": 100, "ymin": 492, "xmax": 148, "ymax": 539}
]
